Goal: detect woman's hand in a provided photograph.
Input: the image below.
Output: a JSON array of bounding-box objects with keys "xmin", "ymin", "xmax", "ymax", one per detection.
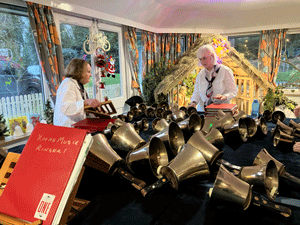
[
  {"xmin": 212, "ymin": 94, "xmax": 227, "ymax": 101},
  {"xmin": 84, "ymin": 99, "xmax": 101, "ymax": 108}
]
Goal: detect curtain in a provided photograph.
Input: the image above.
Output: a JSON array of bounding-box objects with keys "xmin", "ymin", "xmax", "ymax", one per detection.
[
  {"xmin": 122, "ymin": 26, "xmax": 141, "ymax": 95},
  {"xmin": 258, "ymin": 29, "xmax": 287, "ymax": 85},
  {"xmin": 27, "ymin": 2, "xmax": 64, "ymax": 103}
]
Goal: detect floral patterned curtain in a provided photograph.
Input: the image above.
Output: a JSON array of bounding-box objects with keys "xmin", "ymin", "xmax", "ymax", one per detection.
[
  {"xmin": 141, "ymin": 32, "xmax": 199, "ymax": 79},
  {"xmin": 258, "ymin": 29, "xmax": 287, "ymax": 85},
  {"xmin": 27, "ymin": 2, "xmax": 64, "ymax": 103},
  {"xmin": 123, "ymin": 26, "xmax": 141, "ymax": 95}
]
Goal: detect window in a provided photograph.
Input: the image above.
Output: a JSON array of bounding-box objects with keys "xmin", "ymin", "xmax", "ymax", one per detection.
[
  {"xmin": 57, "ymin": 14, "xmax": 127, "ymax": 114},
  {"xmin": 0, "ymin": 4, "xmax": 44, "ymax": 129},
  {"xmin": 60, "ymin": 23, "xmax": 94, "ymax": 98},
  {"xmin": 277, "ymin": 33, "xmax": 300, "ymax": 88},
  {"xmin": 0, "ymin": 6, "xmax": 43, "ymax": 98},
  {"xmin": 228, "ymin": 34, "xmax": 260, "ymax": 68}
]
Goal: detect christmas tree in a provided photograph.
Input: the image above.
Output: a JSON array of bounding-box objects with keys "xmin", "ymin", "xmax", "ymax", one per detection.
[{"xmin": 44, "ymin": 99, "xmax": 54, "ymax": 125}]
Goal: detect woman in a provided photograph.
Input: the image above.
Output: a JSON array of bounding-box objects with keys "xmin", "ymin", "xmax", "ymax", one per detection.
[
  {"xmin": 188, "ymin": 44, "xmax": 238, "ymax": 112},
  {"xmin": 54, "ymin": 58, "xmax": 101, "ymax": 127}
]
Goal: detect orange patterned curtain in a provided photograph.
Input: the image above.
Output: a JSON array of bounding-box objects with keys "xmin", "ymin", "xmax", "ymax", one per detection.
[
  {"xmin": 123, "ymin": 26, "xmax": 141, "ymax": 95},
  {"xmin": 258, "ymin": 29, "xmax": 287, "ymax": 85},
  {"xmin": 27, "ymin": 2, "xmax": 64, "ymax": 103}
]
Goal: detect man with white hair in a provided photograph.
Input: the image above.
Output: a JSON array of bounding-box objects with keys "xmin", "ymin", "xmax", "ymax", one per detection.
[{"xmin": 188, "ymin": 44, "xmax": 238, "ymax": 112}]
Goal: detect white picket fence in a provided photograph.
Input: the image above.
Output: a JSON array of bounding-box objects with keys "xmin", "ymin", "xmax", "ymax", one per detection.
[{"xmin": 0, "ymin": 93, "xmax": 44, "ymax": 127}]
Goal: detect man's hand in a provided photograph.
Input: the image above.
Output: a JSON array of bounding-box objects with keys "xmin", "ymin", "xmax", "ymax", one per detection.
[{"xmin": 212, "ymin": 94, "xmax": 227, "ymax": 101}]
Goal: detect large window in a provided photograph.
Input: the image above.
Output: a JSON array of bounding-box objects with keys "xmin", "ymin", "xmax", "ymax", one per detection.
[
  {"xmin": 0, "ymin": 7, "xmax": 43, "ymax": 98},
  {"xmin": 277, "ymin": 33, "xmax": 300, "ymax": 88},
  {"xmin": 228, "ymin": 34, "xmax": 260, "ymax": 68},
  {"xmin": 0, "ymin": 4, "xmax": 44, "ymax": 131},
  {"xmin": 60, "ymin": 23, "xmax": 94, "ymax": 98}
]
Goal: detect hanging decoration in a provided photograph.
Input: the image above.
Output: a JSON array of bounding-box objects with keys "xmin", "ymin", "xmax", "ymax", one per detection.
[
  {"xmin": 83, "ymin": 21, "xmax": 110, "ymax": 54},
  {"xmin": 211, "ymin": 38, "xmax": 230, "ymax": 64}
]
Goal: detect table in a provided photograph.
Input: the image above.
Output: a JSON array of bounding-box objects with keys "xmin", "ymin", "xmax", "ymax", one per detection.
[{"xmin": 69, "ymin": 116, "xmax": 300, "ymax": 225}]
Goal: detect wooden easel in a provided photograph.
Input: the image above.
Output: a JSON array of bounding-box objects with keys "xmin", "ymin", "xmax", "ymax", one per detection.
[{"xmin": 0, "ymin": 152, "xmax": 89, "ymax": 225}]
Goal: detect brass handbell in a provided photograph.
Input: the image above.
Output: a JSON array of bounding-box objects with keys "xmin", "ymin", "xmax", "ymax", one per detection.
[
  {"xmin": 155, "ymin": 107, "xmax": 165, "ymax": 118},
  {"xmin": 253, "ymin": 116, "xmax": 268, "ymax": 137},
  {"xmin": 150, "ymin": 122, "xmax": 185, "ymax": 160},
  {"xmin": 152, "ymin": 118, "xmax": 169, "ymax": 134},
  {"xmin": 187, "ymin": 106, "xmax": 197, "ymax": 116},
  {"xmin": 140, "ymin": 143, "xmax": 210, "ymax": 196},
  {"xmin": 110, "ymin": 123, "xmax": 147, "ymax": 152},
  {"xmin": 204, "ymin": 128, "xmax": 225, "ymax": 150},
  {"xmin": 171, "ymin": 109, "xmax": 186, "ymax": 122},
  {"xmin": 219, "ymin": 159, "xmax": 279, "ymax": 200},
  {"xmin": 272, "ymin": 127, "xmax": 295, "ymax": 147},
  {"xmin": 133, "ymin": 118, "xmax": 149, "ymax": 131},
  {"xmin": 102, "ymin": 123, "xmax": 117, "ymax": 139},
  {"xmin": 233, "ymin": 110, "xmax": 247, "ymax": 121},
  {"xmin": 162, "ymin": 110, "xmax": 173, "ymax": 121},
  {"xmin": 241, "ymin": 117, "xmax": 257, "ymax": 138},
  {"xmin": 177, "ymin": 114, "xmax": 204, "ymax": 142},
  {"xmin": 145, "ymin": 107, "xmax": 156, "ymax": 118},
  {"xmin": 187, "ymin": 131, "xmax": 223, "ymax": 166},
  {"xmin": 289, "ymin": 119, "xmax": 300, "ymax": 137},
  {"xmin": 210, "ymin": 165, "xmax": 291, "ymax": 217},
  {"xmin": 263, "ymin": 109, "xmax": 273, "ymax": 122},
  {"xmin": 272, "ymin": 108, "xmax": 286, "ymax": 124},
  {"xmin": 126, "ymin": 137, "xmax": 169, "ymax": 181},
  {"xmin": 223, "ymin": 118, "xmax": 248, "ymax": 143},
  {"xmin": 157, "ymin": 101, "xmax": 169, "ymax": 111},
  {"xmin": 253, "ymin": 148, "xmax": 300, "ymax": 186},
  {"xmin": 84, "ymin": 133, "xmax": 146, "ymax": 190}
]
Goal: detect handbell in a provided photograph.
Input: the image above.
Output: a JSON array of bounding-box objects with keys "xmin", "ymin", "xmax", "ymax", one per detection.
[
  {"xmin": 160, "ymin": 143, "xmax": 210, "ymax": 190},
  {"xmin": 179, "ymin": 106, "xmax": 187, "ymax": 115},
  {"xmin": 155, "ymin": 107, "xmax": 165, "ymax": 118},
  {"xmin": 204, "ymin": 128, "xmax": 225, "ymax": 150},
  {"xmin": 133, "ymin": 118, "xmax": 149, "ymax": 131},
  {"xmin": 253, "ymin": 148, "xmax": 300, "ymax": 186},
  {"xmin": 187, "ymin": 106, "xmax": 197, "ymax": 116},
  {"xmin": 137, "ymin": 103, "xmax": 147, "ymax": 112},
  {"xmin": 210, "ymin": 164, "xmax": 292, "ymax": 217},
  {"xmin": 272, "ymin": 108, "xmax": 286, "ymax": 124},
  {"xmin": 187, "ymin": 131, "xmax": 223, "ymax": 166},
  {"xmin": 263, "ymin": 109, "xmax": 273, "ymax": 122},
  {"xmin": 162, "ymin": 110, "xmax": 173, "ymax": 121},
  {"xmin": 289, "ymin": 119, "xmax": 300, "ymax": 138},
  {"xmin": 113, "ymin": 118, "xmax": 127, "ymax": 127},
  {"xmin": 177, "ymin": 114, "xmax": 204, "ymax": 142},
  {"xmin": 253, "ymin": 116, "xmax": 268, "ymax": 137},
  {"xmin": 84, "ymin": 133, "xmax": 146, "ymax": 190},
  {"xmin": 110, "ymin": 123, "xmax": 147, "ymax": 152},
  {"xmin": 272, "ymin": 127, "xmax": 295, "ymax": 147},
  {"xmin": 171, "ymin": 109, "xmax": 186, "ymax": 122},
  {"xmin": 223, "ymin": 118, "xmax": 248, "ymax": 143},
  {"xmin": 157, "ymin": 101, "xmax": 169, "ymax": 111},
  {"xmin": 102, "ymin": 124, "xmax": 117, "ymax": 139},
  {"xmin": 233, "ymin": 110, "xmax": 247, "ymax": 121},
  {"xmin": 241, "ymin": 117, "xmax": 257, "ymax": 138},
  {"xmin": 141, "ymin": 143, "xmax": 210, "ymax": 196},
  {"xmin": 126, "ymin": 137, "xmax": 169, "ymax": 181},
  {"xmin": 152, "ymin": 118, "xmax": 169, "ymax": 134},
  {"xmin": 150, "ymin": 122, "xmax": 185, "ymax": 160},
  {"xmin": 145, "ymin": 107, "xmax": 156, "ymax": 118},
  {"xmin": 219, "ymin": 159, "xmax": 279, "ymax": 201},
  {"xmin": 210, "ymin": 164, "xmax": 252, "ymax": 210},
  {"xmin": 275, "ymin": 120, "xmax": 294, "ymax": 136}
]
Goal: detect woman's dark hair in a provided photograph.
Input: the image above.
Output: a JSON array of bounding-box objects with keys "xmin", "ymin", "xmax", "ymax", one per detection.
[{"xmin": 65, "ymin": 58, "xmax": 89, "ymax": 82}]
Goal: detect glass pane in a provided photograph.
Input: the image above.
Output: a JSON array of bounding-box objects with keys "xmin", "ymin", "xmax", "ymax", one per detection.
[
  {"xmin": 228, "ymin": 35, "xmax": 260, "ymax": 68},
  {"xmin": 277, "ymin": 33, "xmax": 300, "ymax": 88},
  {"xmin": 0, "ymin": 11, "xmax": 43, "ymax": 98},
  {"xmin": 60, "ymin": 23, "xmax": 94, "ymax": 98},
  {"xmin": 99, "ymin": 30, "xmax": 121, "ymax": 100}
]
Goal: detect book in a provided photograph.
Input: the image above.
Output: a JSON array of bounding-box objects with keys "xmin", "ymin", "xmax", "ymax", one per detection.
[
  {"xmin": 205, "ymin": 103, "xmax": 237, "ymax": 112},
  {"xmin": 0, "ymin": 123, "xmax": 93, "ymax": 225}
]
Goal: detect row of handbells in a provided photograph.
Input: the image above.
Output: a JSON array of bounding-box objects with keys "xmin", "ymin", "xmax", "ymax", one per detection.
[{"xmin": 85, "ymin": 103, "xmax": 297, "ymax": 218}]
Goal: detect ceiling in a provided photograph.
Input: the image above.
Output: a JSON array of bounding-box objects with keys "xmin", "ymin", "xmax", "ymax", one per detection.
[{"xmin": 33, "ymin": 0, "xmax": 300, "ymax": 34}]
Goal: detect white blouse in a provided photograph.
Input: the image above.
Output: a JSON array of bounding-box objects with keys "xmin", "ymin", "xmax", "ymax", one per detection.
[
  {"xmin": 190, "ymin": 64, "xmax": 238, "ymax": 112},
  {"xmin": 53, "ymin": 78, "xmax": 88, "ymax": 127}
]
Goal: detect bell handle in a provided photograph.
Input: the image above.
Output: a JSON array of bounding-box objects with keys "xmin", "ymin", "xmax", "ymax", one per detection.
[
  {"xmin": 252, "ymin": 193, "xmax": 292, "ymax": 218},
  {"xmin": 117, "ymin": 167, "xmax": 146, "ymax": 191},
  {"xmin": 217, "ymin": 159, "xmax": 241, "ymax": 174},
  {"xmin": 141, "ymin": 177, "xmax": 170, "ymax": 197},
  {"xmin": 281, "ymin": 171, "xmax": 300, "ymax": 185}
]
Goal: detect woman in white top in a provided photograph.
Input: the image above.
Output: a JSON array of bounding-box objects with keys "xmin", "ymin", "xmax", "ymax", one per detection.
[
  {"xmin": 54, "ymin": 58, "xmax": 101, "ymax": 127},
  {"xmin": 188, "ymin": 44, "xmax": 238, "ymax": 112}
]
